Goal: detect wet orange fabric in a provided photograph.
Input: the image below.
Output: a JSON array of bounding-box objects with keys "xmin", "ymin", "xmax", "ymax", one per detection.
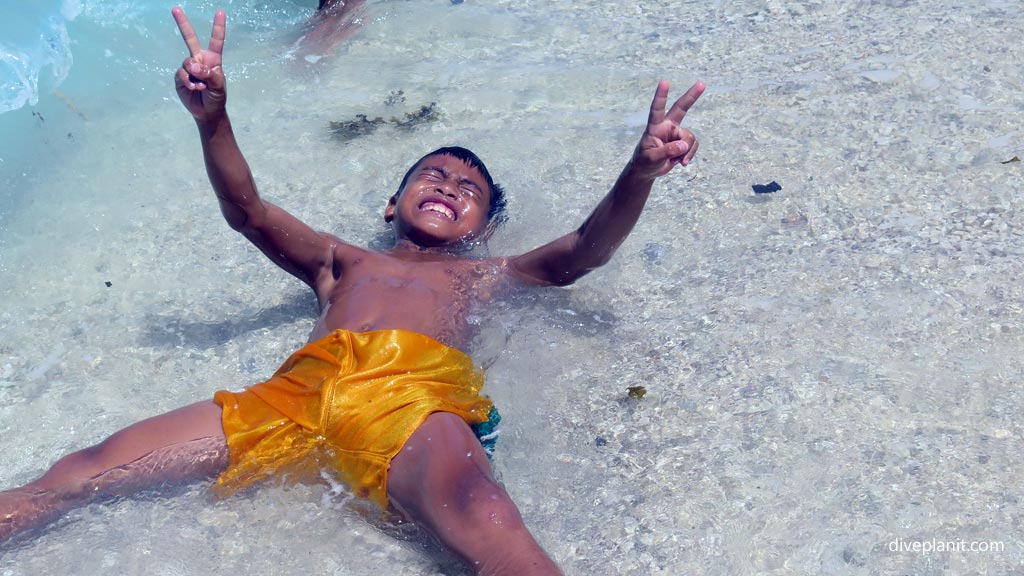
[{"xmin": 212, "ymin": 329, "xmax": 493, "ymax": 509}]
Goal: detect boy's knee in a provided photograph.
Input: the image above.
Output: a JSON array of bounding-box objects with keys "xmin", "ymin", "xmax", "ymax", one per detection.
[
  {"xmin": 442, "ymin": 470, "xmax": 559, "ymax": 574},
  {"xmin": 40, "ymin": 439, "xmax": 126, "ymax": 488},
  {"xmin": 73, "ymin": 443, "xmax": 117, "ymax": 476},
  {"xmin": 447, "ymin": 468, "xmax": 525, "ymax": 531},
  {"xmin": 28, "ymin": 447, "xmax": 101, "ymax": 494}
]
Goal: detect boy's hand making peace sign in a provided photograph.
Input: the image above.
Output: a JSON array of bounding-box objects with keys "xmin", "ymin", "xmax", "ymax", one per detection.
[
  {"xmin": 172, "ymin": 7, "xmax": 227, "ymax": 124},
  {"xmin": 632, "ymin": 80, "xmax": 705, "ymax": 179}
]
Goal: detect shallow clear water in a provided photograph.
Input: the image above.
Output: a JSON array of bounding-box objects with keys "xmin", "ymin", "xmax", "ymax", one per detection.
[{"xmin": 2, "ymin": 0, "xmax": 1024, "ymax": 574}]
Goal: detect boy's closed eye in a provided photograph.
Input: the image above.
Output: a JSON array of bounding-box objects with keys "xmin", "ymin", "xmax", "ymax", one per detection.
[
  {"xmin": 459, "ymin": 183, "xmax": 481, "ymax": 199},
  {"xmin": 420, "ymin": 168, "xmax": 483, "ymax": 201}
]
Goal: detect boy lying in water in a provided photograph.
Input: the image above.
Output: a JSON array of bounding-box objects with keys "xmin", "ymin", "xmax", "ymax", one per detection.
[{"xmin": 0, "ymin": 7, "xmax": 703, "ymax": 575}]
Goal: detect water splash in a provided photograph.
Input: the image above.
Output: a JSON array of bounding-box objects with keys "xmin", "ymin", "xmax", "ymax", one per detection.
[{"xmin": 0, "ymin": 0, "xmax": 79, "ymax": 114}]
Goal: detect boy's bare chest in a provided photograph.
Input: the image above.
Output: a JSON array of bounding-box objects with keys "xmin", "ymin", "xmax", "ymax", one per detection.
[
  {"xmin": 312, "ymin": 251, "xmax": 509, "ymax": 344},
  {"xmin": 337, "ymin": 255, "xmax": 499, "ymax": 301}
]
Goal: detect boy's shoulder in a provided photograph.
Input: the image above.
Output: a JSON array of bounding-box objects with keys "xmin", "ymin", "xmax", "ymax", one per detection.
[
  {"xmin": 324, "ymin": 243, "xmax": 521, "ymax": 302},
  {"xmin": 331, "ymin": 240, "xmax": 513, "ymax": 277}
]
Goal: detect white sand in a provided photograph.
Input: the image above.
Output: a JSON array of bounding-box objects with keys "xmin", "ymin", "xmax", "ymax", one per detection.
[{"xmin": 1, "ymin": 0, "xmax": 1023, "ymax": 573}]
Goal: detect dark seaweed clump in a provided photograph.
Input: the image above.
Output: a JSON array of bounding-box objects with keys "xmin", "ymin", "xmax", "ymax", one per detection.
[{"xmin": 328, "ymin": 102, "xmax": 441, "ymax": 142}]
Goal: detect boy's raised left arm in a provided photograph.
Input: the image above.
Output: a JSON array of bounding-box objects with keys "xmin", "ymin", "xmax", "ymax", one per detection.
[{"xmin": 509, "ymin": 80, "xmax": 705, "ymax": 286}]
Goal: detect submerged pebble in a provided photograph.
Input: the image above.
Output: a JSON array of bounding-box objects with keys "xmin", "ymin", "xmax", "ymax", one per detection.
[{"xmin": 641, "ymin": 242, "xmax": 665, "ymax": 264}]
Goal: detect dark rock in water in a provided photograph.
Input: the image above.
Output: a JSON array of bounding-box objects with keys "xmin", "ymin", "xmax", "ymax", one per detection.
[
  {"xmin": 595, "ymin": 436, "xmax": 608, "ymax": 447},
  {"xmin": 752, "ymin": 181, "xmax": 782, "ymax": 194}
]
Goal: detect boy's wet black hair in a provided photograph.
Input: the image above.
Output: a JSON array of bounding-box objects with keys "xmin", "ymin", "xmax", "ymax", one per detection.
[{"xmin": 396, "ymin": 146, "xmax": 507, "ymax": 223}]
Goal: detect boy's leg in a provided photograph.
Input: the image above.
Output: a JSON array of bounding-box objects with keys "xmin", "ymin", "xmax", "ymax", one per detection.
[
  {"xmin": 388, "ymin": 412, "xmax": 562, "ymax": 576},
  {"xmin": 0, "ymin": 401, "xmax": 228, "ymax": 542}
]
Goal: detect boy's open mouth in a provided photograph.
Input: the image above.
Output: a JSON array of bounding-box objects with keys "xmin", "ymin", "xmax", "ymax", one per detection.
[{"xmin": 419, "ymin": 200, "xmax": 457, "ymax": 221}]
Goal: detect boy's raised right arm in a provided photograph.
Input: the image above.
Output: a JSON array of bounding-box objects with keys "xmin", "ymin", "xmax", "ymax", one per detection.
[{"xmin": 172, "ymin": 8, "xmax": 337, "ymax": 294}]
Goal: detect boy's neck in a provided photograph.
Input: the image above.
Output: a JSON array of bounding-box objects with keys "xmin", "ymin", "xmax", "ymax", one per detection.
[{"xmin": 387, "ymin": 238, "xmax": 482, "ymax": 260}]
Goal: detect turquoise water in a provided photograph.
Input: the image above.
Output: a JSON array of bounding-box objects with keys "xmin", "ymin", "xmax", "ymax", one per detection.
[
  {"xmin": 2, "ymin": 1, "xmax": 1024, "ymax": 574},
  {"xmin": 0, "ymin": 0, "xmax": 312, "ymax": 225},
  {"xmin": 0, "ymin": 0, "xmax": 311, "ymax": 113},
  {"xmin": 0, "ymin": 1, "xmax": 77, "ymax": 115}
]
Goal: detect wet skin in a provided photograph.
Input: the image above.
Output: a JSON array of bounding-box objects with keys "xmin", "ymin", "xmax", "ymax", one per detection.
[
  {"xmin": 307, "ymin": 241, "xmax": 513, "ymax": 349},
  {"xmin": 307, "ymin": 154, "xmax": 513, "ymax": 349}
]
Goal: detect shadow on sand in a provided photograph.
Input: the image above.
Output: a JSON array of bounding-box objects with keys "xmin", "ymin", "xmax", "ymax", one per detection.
[{"xmin": 138, "ymin": 291, "xmax": 317, "ymax": 349}]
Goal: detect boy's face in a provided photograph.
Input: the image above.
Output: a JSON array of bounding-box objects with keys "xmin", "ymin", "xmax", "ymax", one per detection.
[{"xmin": 385, "ymin": 154, "xmax": 492, "ymax": 247}]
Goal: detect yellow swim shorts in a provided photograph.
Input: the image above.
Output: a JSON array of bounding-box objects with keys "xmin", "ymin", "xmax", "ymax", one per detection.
[{"xmin": 213, "ymin": 329, "xmax": 494, "ymax": 509}]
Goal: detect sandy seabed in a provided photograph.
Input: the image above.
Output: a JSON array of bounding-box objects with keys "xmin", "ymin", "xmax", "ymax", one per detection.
[{"xmin": 1, "ymin": 0, "xmax": 1023, "ymax": 574}]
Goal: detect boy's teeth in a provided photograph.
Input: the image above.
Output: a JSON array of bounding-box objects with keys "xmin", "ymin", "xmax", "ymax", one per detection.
[{"xmin": 422, "ymin": 202, "xmax": 454, "ymax": 219}]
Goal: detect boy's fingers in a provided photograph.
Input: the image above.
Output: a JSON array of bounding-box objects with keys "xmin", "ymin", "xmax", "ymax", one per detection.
[
  {"xmin": 660, "ymin": 138, "xmax": 688, "ymax": 157},
  {"xmin": 184, "ymin": 57, "xmax": 216, "ymax": 81},
  {"xmin": 665, "ymin": 81, "xmax": 705, "ymax": 125},
  {"xmin": 178, "ymin": 57, "xmax": 225, "ymax": 92},
  {"xmin": 646, "ymin": 80, "xmax": 670, "ymax": 127},
  {"xmin": 172, "ymin": 7, "xmax": 203, "ymax": 56},
  {"xmin": 175, "ymin": 67, "xmax": 193, "ymax": 89},
  {"xmin": 643, "ymin": 142, "xmax": 676, "ymax": 166},
  {"xmin": 669, "ymin": 124, "xmax": 690, "ymax": 145},
  {"xmin": 176, "ymin": 66, "xmax": 209, "ymax": 91},
  {"xmin": 682, "ymin": 140, "xmax": 699, "ymax": 165},
  {"xmin": 178, "ymin": 58, "xmax": 199, "ymax": 88},
  {"xmin": 208, "ymin": 10, "xmax": 227, "ymax": 56},
  {"xmin": 205, "ymin": 66, "xmax": 226, "ymax": 91}
]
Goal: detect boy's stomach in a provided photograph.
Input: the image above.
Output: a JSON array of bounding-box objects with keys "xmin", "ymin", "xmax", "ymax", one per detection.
[{"xmin": 308, "ymin": 291, "xmax": 475, "ymax": 352}]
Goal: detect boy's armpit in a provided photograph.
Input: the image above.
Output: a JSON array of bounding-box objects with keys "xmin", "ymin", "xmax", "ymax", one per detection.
[
  {"xmin": 233, "ymin": 200, "xmax": 351, "ymax": 290},
  {"xmin": 505, "ymin": 234, "xmax": 585, "ymax": 288}
]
